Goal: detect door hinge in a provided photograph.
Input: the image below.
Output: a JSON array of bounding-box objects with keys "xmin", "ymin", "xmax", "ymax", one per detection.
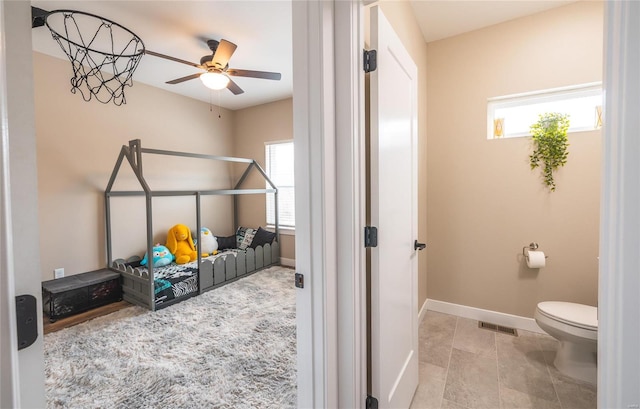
[
  {"xmin": 295, "ymin": 272, "xmax": 304, "ymax": 289},
  {"xmin": 364, "ymin": 49, "xmax": 377, "ymax": 73},
  {"xmin": 364, "ymin": 226, "xmax": 378, "ymax": 248},
  {"xmin": 16, "ymin": 295, "xmax": 38, "ymax": 350},
  {"xmin": 366, "ymin": 395, "xmax": 379, "ymax": 409}
]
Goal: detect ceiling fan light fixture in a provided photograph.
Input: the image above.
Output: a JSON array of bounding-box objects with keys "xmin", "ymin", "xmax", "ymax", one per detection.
[{"xmin": 200, "ymin": 72, "xmax": 230, "ymax": 90}]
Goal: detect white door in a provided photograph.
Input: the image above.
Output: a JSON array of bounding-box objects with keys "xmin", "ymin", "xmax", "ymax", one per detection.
[
  {"xmin": 0, "ymin": 2, "xmax": 46, "ymax": 407},
  {"xmin": 0, "ymin": 1, "xmax": 20, "ymax": 398},
  {"xmin": 369, "ymin": 5, "xmax": 419, "ymax": 409}
]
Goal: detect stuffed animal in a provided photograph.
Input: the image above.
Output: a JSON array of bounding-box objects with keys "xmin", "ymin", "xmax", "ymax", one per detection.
[
  {"xmin": 198, "ymin": 227, "xmax": 219, "ymax": 257},
  {"xmin": 140, "ymin": 244, "xmax": 174, "ymax": 267},
  {"xmin": 165, "ymin": 224, "xmax": 197, "ymax": 265}
]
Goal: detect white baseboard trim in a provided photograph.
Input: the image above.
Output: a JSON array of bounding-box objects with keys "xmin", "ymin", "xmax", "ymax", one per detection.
[
  {"xmin": 280, "ymin": 257, "xmax": 295, "ymax": 268},
  {"xmin": 426, "ymin": 299, "xmax": 545, "ymax": 334},
  {"xmin": 418, "ymin": 299, "xmax": 429, "ymax": 323}
]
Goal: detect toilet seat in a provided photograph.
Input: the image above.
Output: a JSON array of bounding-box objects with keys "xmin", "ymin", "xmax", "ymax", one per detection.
[{"xmin": 536, "ymin": 301, "xmax": 597, "ymax": 331}]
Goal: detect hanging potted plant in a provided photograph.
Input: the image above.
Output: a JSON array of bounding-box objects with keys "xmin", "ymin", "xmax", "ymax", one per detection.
[{"xmin": 529, "ymin": 112, "xmax": 570, "ymax": 191}]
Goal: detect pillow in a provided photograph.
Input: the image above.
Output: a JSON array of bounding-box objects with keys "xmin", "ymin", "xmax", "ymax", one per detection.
[
  {"xmin": 236, "ymin": 227, "xmax": 257, "ymax": 250},
  {"xmin": 216, "ymin": 235, "xmax": 237, "ymax": 250},
  {"xmin": 250, "ymin": 227, "xmax": 277, "ymax": 249}
]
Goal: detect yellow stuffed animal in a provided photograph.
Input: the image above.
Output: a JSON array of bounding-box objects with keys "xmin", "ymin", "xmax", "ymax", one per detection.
[{"xmin": 165, "ymin": 224, "xmax": 197, "ymax": 265}]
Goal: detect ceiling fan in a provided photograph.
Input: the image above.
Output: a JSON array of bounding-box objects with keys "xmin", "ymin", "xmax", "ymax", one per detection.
[{"xmin": 146, "ymin": 39, "xmax": 281, "ymax": 95}]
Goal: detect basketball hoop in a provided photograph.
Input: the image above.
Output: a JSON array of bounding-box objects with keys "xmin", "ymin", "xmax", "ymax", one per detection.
[{"xmin": 44, "ymin": 10, "xmax": 145, "ymax": 106}]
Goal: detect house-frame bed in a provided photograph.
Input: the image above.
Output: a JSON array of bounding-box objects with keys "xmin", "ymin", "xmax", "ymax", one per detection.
[{"xmin": 105, "ymin": 139, "xmax": 280, "ymax": 311}]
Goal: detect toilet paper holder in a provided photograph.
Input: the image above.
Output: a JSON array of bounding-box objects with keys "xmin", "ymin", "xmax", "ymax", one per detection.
[{"xmin": 522, "ymin": 242, "xmax": 548, "ymax": 260}]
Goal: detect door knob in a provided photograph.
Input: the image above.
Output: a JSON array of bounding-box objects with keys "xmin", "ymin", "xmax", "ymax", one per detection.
[{"xmin": 414, "ymin": 240, "xmax": 426, "ymax": 251}]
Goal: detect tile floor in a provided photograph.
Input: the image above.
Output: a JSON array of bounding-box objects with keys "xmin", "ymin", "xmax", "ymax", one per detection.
[{"xmin": 410, "ymin": 311, "xmax": 597, "ymax": 409}]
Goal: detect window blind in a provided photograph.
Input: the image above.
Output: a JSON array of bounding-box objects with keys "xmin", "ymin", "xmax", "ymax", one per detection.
[{"xmin": 265, "ymin": 141, "xmax": 295, "ymax": 228}]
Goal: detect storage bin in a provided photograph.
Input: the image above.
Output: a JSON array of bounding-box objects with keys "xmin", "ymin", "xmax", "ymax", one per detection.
[{"xmin": 42, "ymin": 269, "xmax": 121, "ymax": 321}]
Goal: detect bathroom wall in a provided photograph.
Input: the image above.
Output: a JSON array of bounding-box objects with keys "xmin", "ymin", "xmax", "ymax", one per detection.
[
  {"xmin": 233, "ymin": 98, "xmax": 295, "ymax": 262},
  {"xmin": 426, "ymin": 1, "xmax": 603, "ymax": 317}
]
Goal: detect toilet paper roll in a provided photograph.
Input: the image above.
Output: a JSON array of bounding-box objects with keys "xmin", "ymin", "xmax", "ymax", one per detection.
[{"xmin": 526, "ymin": 250, "xmax": 546, "ymax": 268}]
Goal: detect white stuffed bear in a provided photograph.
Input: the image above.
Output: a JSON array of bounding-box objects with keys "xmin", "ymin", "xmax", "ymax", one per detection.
[{"xmin": 198, "ymin": 227, "xmax": 219, "ymax": 257}]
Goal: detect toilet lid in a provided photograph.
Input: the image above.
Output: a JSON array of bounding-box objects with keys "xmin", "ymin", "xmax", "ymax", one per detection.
[{"xmin": 537, "ymin": 301, "xmax": 598, "ymax": 330}]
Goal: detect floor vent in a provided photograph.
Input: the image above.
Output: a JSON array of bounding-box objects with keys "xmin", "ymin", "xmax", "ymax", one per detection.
[{"xmin": 478, "ymin": 321, "xmax": 518, "ymax": 336}]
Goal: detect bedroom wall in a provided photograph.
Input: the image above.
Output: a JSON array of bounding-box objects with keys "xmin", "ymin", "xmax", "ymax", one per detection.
[
  {"xmin": 34, "ymin": 52, "xmax": 236, "ymax": 282},
  {"xmin": 426, "ymin": 1, "xmax": 603, "ymax": 317},
  {"xmin": 233, "ymin": 98, "xmax": 295, "ymax": 262}
]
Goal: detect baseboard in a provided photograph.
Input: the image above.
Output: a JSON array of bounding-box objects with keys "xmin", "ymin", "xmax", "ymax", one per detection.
[
  {"xmin": 426, "ymin": 299, "xmax": 545, "ymax": 334},
  {"xmin": 418, "ymin": 298, "xmax": 428, "ymax": 323},
  {"xmin": 280, "ymin": 257, "xmax": 295, "ymax": 268}
]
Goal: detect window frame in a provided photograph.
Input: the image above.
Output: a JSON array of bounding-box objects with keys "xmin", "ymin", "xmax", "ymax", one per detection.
[
  {"xmin": 265, "ymin": 139, "xmax": 295, "ymax": 231},
  {"xmin": 487, "ymin": 82, "xmax": 603, "ymax": 139}
]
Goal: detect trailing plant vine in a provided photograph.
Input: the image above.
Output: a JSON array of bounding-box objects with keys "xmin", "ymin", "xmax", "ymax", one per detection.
[{"xmin": 529, "ymin": 113, "xmax": 570, "ymax": 192}]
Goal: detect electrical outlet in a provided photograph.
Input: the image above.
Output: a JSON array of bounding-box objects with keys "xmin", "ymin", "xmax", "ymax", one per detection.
[{"xmin": 54, "ymin": 268, "xmax": 64, "ymax": 279}]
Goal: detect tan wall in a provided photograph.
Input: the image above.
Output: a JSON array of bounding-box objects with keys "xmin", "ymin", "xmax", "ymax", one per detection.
[
  {"xmin": 373, "ymin": 2, "xmax": 429, "ymax": 309},
  {"xmin": 233, "ymin": 98, "xmax": 295, "ymax": 261},
  {"xmin": 34, "ymin": 52, "xmax": 236, "ymax": 281},
  {"xmin": 426, "ymin": 1, "xmax": 603, "ymax": 317}
]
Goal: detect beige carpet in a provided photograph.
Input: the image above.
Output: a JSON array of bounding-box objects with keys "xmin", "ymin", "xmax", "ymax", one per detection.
[{"xmin": 44, "ymin": 266, "xmax": 297, "ymax": 409}]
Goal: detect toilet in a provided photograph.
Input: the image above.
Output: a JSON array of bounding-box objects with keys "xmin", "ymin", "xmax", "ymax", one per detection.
[{"xmin": 534, "ymin": 301, "xmax": 597, "ymax": 384}]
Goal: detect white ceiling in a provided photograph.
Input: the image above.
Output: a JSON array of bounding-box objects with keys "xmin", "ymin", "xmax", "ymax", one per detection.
[
  {"xmin": 31, "ymin": 1, "xmax": 573, "ymax": 110},
  {"xmin": 409, "ymin": 0, "xmax": 576, "ymax": 43},
  {"xmin": 31, "ymin": 1, "xmax": 293, "ymax": 111}
]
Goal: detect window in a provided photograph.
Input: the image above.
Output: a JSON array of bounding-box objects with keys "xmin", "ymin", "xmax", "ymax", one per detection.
[
  {"xmin": 265, "ymin": 140, "xmax": 295, "ymax": 229},
  {"xmin": 487, "ymin": 83, "xmax": 603, "ymax": 139}
]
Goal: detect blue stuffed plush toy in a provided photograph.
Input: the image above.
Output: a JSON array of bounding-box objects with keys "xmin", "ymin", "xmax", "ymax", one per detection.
[{"xmin": 140, "ymin": 244, "xmax": 174, "ymax": 267}]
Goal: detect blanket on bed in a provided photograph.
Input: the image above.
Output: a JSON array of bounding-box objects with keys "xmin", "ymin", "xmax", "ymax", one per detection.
[
  {"xmin": 153, "ymin": 265, "xmax": 199, "ymax": 304},
  {"xmin": 138, "ymin": 250, "xmax": 237, "ymax": 305}
]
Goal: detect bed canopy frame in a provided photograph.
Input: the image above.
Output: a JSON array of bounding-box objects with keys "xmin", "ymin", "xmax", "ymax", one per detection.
[{"xmin": 105, "ymin": 139, "xmax": 280, "ymax": 310}]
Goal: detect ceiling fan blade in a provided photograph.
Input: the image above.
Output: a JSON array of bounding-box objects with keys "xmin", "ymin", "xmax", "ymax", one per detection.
[
  {"xmin": 226, "ymin": 78, "xmax": 244, "ymax": 95},
  {"xmin": 226, "ymin": 69, "xmax": 282, "ymax": 81},
  {"xmin": 146, "ymin": 50, "xmax": 201, "ymax": 68},
  {"xmin": 211, "ymin": 39, "xmax": 238, "ymax": 69},
  {"xmin": 166, "ymin": 73, "xmax": 202, "ymax": 85}
]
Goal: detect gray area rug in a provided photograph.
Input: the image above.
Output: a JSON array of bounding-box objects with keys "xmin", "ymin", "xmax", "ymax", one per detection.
[{"xmin": 45, "ymin": 266, "xmax": 296, "ymax": 409}]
